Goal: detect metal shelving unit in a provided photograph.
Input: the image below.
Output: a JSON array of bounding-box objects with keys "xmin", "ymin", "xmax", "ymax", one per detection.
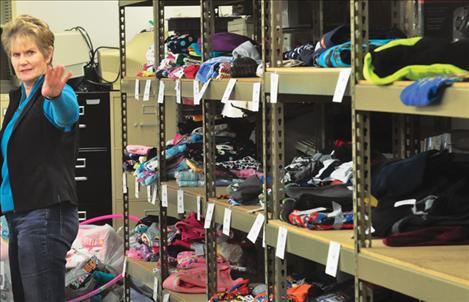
[
  {"xmin": 352, "ymin": 1, "xmax": 469, "ymax": 302},
  {"xmin": 118, "ymin": 1, "xmax": 469, "ymax": 302}
]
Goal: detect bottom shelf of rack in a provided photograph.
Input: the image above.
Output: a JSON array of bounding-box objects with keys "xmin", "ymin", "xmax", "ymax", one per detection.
[
  {"xmin": 127, "ymin": 258, "xmax": 207, "ymax": 302},
  {"xmin": 358, "ymin": 241, "xmax": 469, "ymax": 302}
]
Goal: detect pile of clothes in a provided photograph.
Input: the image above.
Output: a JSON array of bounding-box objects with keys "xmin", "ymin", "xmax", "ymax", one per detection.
[
  {"xmin": 280, "ymin": 141, "xmax": 354, "ymax": 230},
  {"xmin": 283, "ymin": 24, "xmax": 402, "ymax": 68},
  {"xmin": 371, "ymin": 150, "xmax": 469, "ymax": 246},
  {"xmin": 139, "ymin": 31, "xmax": 262, "ymax": 81}
]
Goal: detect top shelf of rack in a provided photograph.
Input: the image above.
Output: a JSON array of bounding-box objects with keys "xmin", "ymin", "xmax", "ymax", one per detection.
[
  {"xmin": 119, "ymin": 0, "xmax": 248, "ymax": 7},
  {"xmin": 355, "ymin": 81, "xmax": 469, "ymax": 119}
]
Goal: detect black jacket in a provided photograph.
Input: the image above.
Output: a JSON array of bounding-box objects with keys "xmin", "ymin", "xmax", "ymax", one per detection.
[{"xmin": 0, "ymin": 85, "xmax": 78, "ymax": 214}]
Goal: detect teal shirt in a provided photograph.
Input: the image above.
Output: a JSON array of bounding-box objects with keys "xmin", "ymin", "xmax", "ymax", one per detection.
[{"xmin": 0, "ymin": 76, "xmax": 79, "ymax": 212}]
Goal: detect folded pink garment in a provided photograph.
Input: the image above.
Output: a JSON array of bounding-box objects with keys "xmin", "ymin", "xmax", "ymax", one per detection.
[
  {"xmin": 126, "ymin": 145, "xmax": 153, "ymax": 155},
  {"xmin": 231, "ymin": 168, "xmax": 264, "ymax": 179},
  {"xmin": 163, "ymin": 263, "xmax": 245, "ymax": 294}
]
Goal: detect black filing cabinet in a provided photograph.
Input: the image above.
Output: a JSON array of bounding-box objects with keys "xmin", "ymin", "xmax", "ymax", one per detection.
[{"xmin": 75, "ymin": 92, "xmax": 112, "ymax": 224}]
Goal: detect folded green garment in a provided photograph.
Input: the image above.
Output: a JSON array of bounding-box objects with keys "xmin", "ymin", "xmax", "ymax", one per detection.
[{"xmin": 363, "ymin": 37, "xmax": 468, "ymax": 85}]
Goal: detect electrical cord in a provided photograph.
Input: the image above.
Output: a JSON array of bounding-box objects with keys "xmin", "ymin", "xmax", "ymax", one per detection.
[{"xmin": 65, "ymin": 26, "xmax": 121, "ymax": 85}]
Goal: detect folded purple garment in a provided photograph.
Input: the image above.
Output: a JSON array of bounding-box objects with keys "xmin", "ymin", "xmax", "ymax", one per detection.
[{"xmin": 198, "ymin": 32, "xmax": 251, "ymax": 52}]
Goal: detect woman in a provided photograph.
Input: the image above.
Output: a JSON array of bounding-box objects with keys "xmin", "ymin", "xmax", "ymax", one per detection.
[{"xmin": 1, "ymin": 15, "xmax": 80, "ymax": 301}]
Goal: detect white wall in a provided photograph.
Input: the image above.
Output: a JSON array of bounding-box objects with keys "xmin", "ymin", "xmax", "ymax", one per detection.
[{"xmin": 14, "ymin": 0, "xmax": 154, "ymax": 48}]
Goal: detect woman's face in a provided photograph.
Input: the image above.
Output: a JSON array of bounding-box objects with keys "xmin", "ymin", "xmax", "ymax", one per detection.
[{"xmin": 10, "ymin": 35, "xmax": 52, "ymax": 88}]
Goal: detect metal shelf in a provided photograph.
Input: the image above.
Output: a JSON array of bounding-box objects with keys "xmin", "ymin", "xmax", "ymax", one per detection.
[
  {"xmin": 119, "ymin": 0, "xmax": 152, "ymax": 7},
  {"xmin": 163, "ymin": 181, "xmax": 261, "ymax": 234},
  {"xmin": 264, "ymin": 220, "xmax": 355, "ymax": 275},
  {"xmin": 355, "ymin": 81, "xmax": 469, "ymax": 119},
  {"xmin": 127, "ymin": 259, "xmax": 206, "ymax": 302},
  {"xmin": 120, "ymin": 0, "xmax": 248, "ymax": 7},
  {"xmin": 265, "ymin": 67, "xmax": 351, "ymax": 97},
  {"xmin": 121, "ymin": 77, "xmax": 261, "ymax": 102},
  {"xmin": 358, "ymin": 241, "xmax": 469, "ymax": 302}
]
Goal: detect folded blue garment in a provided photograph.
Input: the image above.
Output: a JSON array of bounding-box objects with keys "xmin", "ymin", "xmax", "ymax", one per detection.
[
  {"xmin": 400, "ymin": 76, "xmax": 461, "ymax": 107},
  {"xmin": 196, "ymin": 56, "xmax": 232, "ymax": 83}
]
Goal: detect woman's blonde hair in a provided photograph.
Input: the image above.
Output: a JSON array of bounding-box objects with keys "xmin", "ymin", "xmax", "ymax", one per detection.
[{"xmin": 1, "ymin": 15, "xmax": 54, "ymax": 59}]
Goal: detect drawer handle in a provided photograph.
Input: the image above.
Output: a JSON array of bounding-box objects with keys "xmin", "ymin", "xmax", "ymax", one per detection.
[
  {"xmin": 79, "ymin": 124, "xmax": 87, "ymax": 129},
  {"xmin": 134, "ymin": 122, "xmax": 158, "ymax": 128},
  {"xmin": 75, "ymin": 176, "xmax": 88, "ymax": 182},
  {"xmin": 75, "ymin": 158, "xmax": 86, "ymax": 169},
  {"xmin": 78, "ymin": 211, "xmax": 87, "ymax": 221},
  {"xmin": 142, "ymin": 105, "xmax": 157, "ymax": 115},
  {"xmin": 79, "ymin": 106, "xmax": 85, "ymax": 116}
]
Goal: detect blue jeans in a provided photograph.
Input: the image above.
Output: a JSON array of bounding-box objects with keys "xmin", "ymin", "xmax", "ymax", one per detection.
[{"xmin": 6, "ymin": 202, "xmax": 79, "ymax": 302}]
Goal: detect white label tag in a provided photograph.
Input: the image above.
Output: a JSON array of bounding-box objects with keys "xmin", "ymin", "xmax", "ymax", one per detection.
[
  {"xmin": 122, "ymin": 173, "xmax": 128, "ymax": 194},
  {"xmin": 0, "ymin": 261, "xmax": 4, "ymax": 290},
  {"xmin": 146, "ymin": 186, "xmax": 151, "ymax": 203},
  {"xmin": 270, "ymin": 73, "xmax": 279, "ymax": 103},
  {"xmin": 134, "ymin": 79, "xmax": 139, "ymax": 100},
  {"xmin": 332, "ymin": 68, "xmax": 351, "ymax": 103},
  {"xmin": 262, "ymin": 226, "xmax": 266, "ymax": 248},
  {"xmin": 276, "ymin": 227, "xmax": 288, "ymax": 259},
  {"xmin": 222, "ymin": 79, "xmax": 237, "ymax": 103},
  {"xmin": 158, "ymin": 80, "xmax": 165, "ymax": 104},
  {"xmin": 177, "ymin": 189, "xmax": 185, "ymax": 214},
  {"xmin": 151, "ymin": 184, "xmax": 157, "ymax": 205},
  {"xmin": 163, "ymin": 293, "xmax": 170, "ymax": 302},
  {"xmin": 175, "ymin": 79, "xmax": 182, "ymax": 103},
  {"xmin": 223, "ymin": 208, "xmax": 232, "ymax": 236},
  {"xmin": 196, "ymin": 79, "xmax": 211, "ymax": 105},
  {"xmin": 204, "ymin": 203, "xmax": 215, "ymax": 229},
  {"xmin": 250, "ymin": 82, "xmax": 261, "ymax": 112},
  {"xmin": 196, "ymin": 195, "xmax": 202, "ymax": 221},
  {"xmin": 394, "ymin": 199, "xmax": 417, "ymax": 208},
  {"xmin": 193, "ymin": 80, "xmax": 200, "ymax": 103},
  {"xmin": 325, "ymin": 241, "xmax": 341, "ymax": 277},
  {"xmin": 193, "ymin": 243, "xmax": 205, "ymax": 256},
  {"xmin": 161, "ymin": 184, "xmax": 168, "ymax": 207},
  {"xmin": 134, "ymin": 178, "xmax": 140, "ymax": 199},
  {"xmin": 143, "ymin": 79, "xmax": 152, "ymax": 101},
  {"xmin": 123, "ymin": 256, "xmax": 128, "ymax": 276},
  {"xmin": 247, "ymin": 214, "xmax": 265, "ymax": 243},
  {"xmin": 295, "ymin": 207, "xmax": 327, "ymax": 216},
  {"xmin": 153, "ymin": 277, "xmax": 158, "ymax": 301}
]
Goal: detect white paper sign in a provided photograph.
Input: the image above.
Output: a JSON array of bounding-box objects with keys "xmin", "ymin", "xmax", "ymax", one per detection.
[
  {"xmin": 270, "ymin": 73, "xmax": 279, "ymax": 103},
  {"xmin": 0, "ymin": 261, "xmax": 4, "ymax": 290},
  {"xmin": 163, "ymin": 293, "xmax": 170, "ymax": 302},
  {"xmin": 152, "ymin": 277, "xmax": 158, "ymax": 301},
  {"xmin": 151, "ymin": 184, "xmax": 157, "ymax": 205},
  {"xmin": 247, "ymin": 214, "xmax": 265, "ymax": 243},
  {"xmin": 195, "ymin": 79, "xmax": 211, "ymax": 105},
  {"xmin": 250, "ymin": 82, "xmax": 261, "ymax": 112},
  {"xmin": 122, "ymin": 173, "xmax": 128, "ymax": 194},
  {"xmin": 332, "ymin": 68, "xmax": 351, "ymax": 103},
  {"xmin": 134, "ymin": 178, "xmax": 140, "ymax": 199},
  {"xmin": 143, "ymin": 79, "xmax": 152, "ymax": 101},
  {"xmin": 175, "ymin": 79, "xmax": 181, "ymax": 103},
  {"xmin": 193, "ymin": 80, "xmax": 200, "ymax": 102},
  {"xmin": 146, "ymin": 186, "xmax": 151, "ymax": 203},
  {"xmin": 177, "ymin": 189, "xmax": 185, "ymax": 214},
  {"xmin": 158, "ymin": 80, "xmax": 165, "ymax": 104},
  {"xmin": 325, "ymin": 241, "xmax": 341, "ymax": 277},
  {"xmin": 204, "ymin": 203, "xmax": 215, "ymax": 229},
  {"xmin": 223, "ymin": 208, "xmax": 232, "ymax": 236},
  {"xmin": 134, "ymin": 79, "xmax": 140, "ymax": 100},
  {"xmin": 275, "ymin": 226, "xmax": 288, "ymax": 259},
  {"xmin": 196, "ymin": 195, "xmax": 202, "ymax": 221},
  {"xmin": 161, "ymin": 184, "xmax": 168, "ymax": 207},
  {"xmin": 222, "ymin": 79, "xmax": 237, "ymax": 103}
]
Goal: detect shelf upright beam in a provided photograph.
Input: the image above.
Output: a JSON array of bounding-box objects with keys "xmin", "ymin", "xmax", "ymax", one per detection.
[
  {"xmin": 201, "ymin": 0, "xmax": 217, "ymax": 299},
  {"xmin": 351, "ymin": 0, "xmax": 373, "ymax": 301},
  {"xmin": 118, "ymin": 3, "xmax": 130, "ymax": 301},
  {"xmin": 252, "ymin": 0, "xmax": 262, "ymax": 42},
  {"xmin": 153, "ymin": 1, "xmax": 168, "ymax": 299},
  {"xmin": 266, "ymin": 1, "xmax": 287, "ymax": 301},
  {"xmin": 261, "ymin": 1, "xmax": 277, "ymax": 300},
  {"xmin": 312, "ymin": 0, "xmax": 324, "ymax": 42}
]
